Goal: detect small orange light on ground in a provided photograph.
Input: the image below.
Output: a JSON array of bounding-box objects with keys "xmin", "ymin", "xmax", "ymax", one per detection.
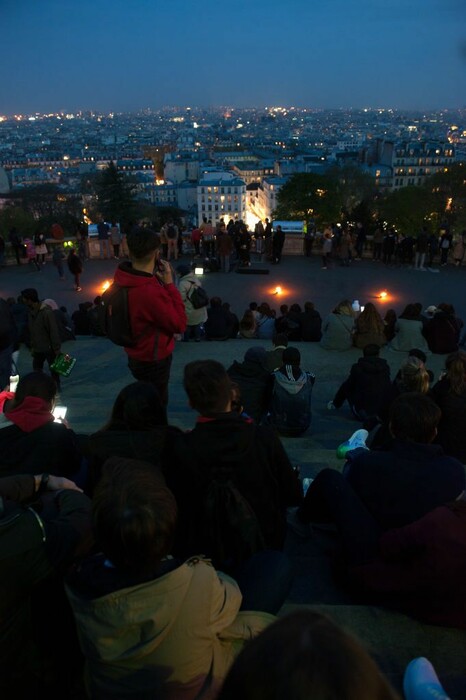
[
  {"xmin": 379, "ymin": 290, "xmax": 388, "ymax": 299},
  {"xmin": 274, "ymin": 286, "xmax": 282, "ymax": 295},
  {"xmin": 102, "ymin": 280, "xmax": 111, "ymax": 292}
]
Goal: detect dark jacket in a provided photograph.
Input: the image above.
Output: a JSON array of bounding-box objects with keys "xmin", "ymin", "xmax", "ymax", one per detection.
[
  {"xmin": 204, "ymin": 307, "xmax": 231, "ymax": 340},
  {"xmin": 299, "ymin": 309, "xmax": 322, "ymax": 342},
  {"xmin": 334, "ymin": 356, "xmax": 392, "ymax": 417},
  {"xmin": 431, "ymin": 377, "xmax": 466, "ymax": 463},
  {"xmin": 67, "ymin": 252, "xmax": 83, "ymax": 275},
  {"xmin": 0, "ymin": 475, "xmax": 92, "ymax": 691},
  {"xmin": 227, "ymin": 355, "xmax": 273, "ymax": 422},
  {"xmin": 345, "ymin": 440, "xmax": 465, "ymax": 530},
  {"xmin": 164, "ymin": 412, "xmax": 302, "ymax": 560},
  {"xmin": 351, "ymin": 502, "xmax": 466, "ymax": 629},
  {"xmin": 270, "ymin": 368, "xmax": 315, "ymax": 436},
  {"xmin": 424, "ymin": 312, "xmax": 463, "ymax": 354}
]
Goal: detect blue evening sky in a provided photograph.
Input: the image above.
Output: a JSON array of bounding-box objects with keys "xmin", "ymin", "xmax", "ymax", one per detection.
[{"xmin": 1, "ymin": 0, "xmax": 465, "ymax": 113}]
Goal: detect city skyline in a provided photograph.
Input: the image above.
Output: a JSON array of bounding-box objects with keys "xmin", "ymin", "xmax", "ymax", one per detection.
[{"xmin": 2, "ymin": 0, "xmax": 466, "ymax": 114}]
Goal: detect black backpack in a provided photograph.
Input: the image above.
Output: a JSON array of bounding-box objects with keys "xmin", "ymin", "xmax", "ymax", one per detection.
[
  {"xmin": 166, "ymin": 224, "xmax": 177, "ymax": 240},
  {"xmin": 101, "ymin": 283, "xmax": 137, "ymax": 347},
  {"xmin": 187, "ymin": 283, "xmax": 209, "ymax": 309},
  {"xmin": 198, "ymin": 465, "xmax": 265, "ymax": 568}
]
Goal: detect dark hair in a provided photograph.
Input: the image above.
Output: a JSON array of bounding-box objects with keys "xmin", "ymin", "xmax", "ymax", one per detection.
[
  {"xmin": 218, "ymin": 611, "xmax": 400, "ymax": 700},
  {"xmin": 103, "ymin": 381, "xmax": 167, "ymax": 431},
  {"xmin": 92, "ymin": 458, "xmax": 177, "ymax": 575},
  {"xmin": 258, "ymin": 302, "xmax": 273, "ymax": 317},
  {"xmin": 304, "ymin": 301, "xmax": 315, "ymax": 312},
  {"xmin": 279, "ymin": 304, "xmax": 289, "ymax": 315},
  {"xmin": 399, "ymin": 304, "xmax": 419, "ymax": 320},
  {"xmin": 282, "ymin": 347, "xmax": 301, "ymax": 366},
  {"xmin": 249, "ymin": 302, "xmax": 258, "ymax": 311},
  {"xmin": 389, "ymin": 393, "xmax": 440, "ymax": 443},
  {"xmin": 184, "ymin": 360, "xmax": 232, "ymax": 414},
  {"xmin": 444, "ymin": 350, "xmax": 466, "ymax": 395},
  {"xmin": 289, "ymin": 303, "xmax": 301, "ymax": 314},
  {"xmin": 239, "ymin": 310, "xmax": 256, "ymax": 331},
  {"xmin": 408, "ymin": 348, "xmax": 427, "ymax": 364},
  {"xmin": 356, "ymin": 303, "xmax": 384, "ymax": 336},
  {"xmin": 13, "ymin": 371, "xmax": 57, "ymax": 408},
  {"xmin": 437, "ymin": 302, "xmax": 455, "ymax": 315},
  {"xmin": 273, "ymin": 333, "xmax": 288, "ymax": 347},
  {"xmin": 210, "ymin": 296, "xmax": 222, "ymax": 308},
  {"xmin": 21, "ymin": 288, "xmax": 39, "ymax": 303},
  {"xmin": 363, "ymin": 343, "xmax": 380, "ymax": 357},
  {"xmin": 127, "ymin": 227, "xmax": 160, "ymax": 261}
]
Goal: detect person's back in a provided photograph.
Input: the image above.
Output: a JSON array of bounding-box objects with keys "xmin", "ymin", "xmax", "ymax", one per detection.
[
  {"xmin": 165, "ymin": 361, "xmax": 302, "ymax": 564},
  {"xmin": 227, "ymin": 347, "xmax": 272, "ymax": 422},
  {"xmin": 320, "ymin": 304, "xmax": 354, "ymax": 351},
  {"xmin": 299, "ymin": 303, "xmax": 322, "ymax": 342},
  {"xmin": 205, "ymin": 298, "xmax": 230, "ymax": 340},
  {"xmin": 345, "ymin": 394, "xmax": 465, "ymax": 530},
  {"xmin": 270, "ymin": 348, "xmax": 315, "ymax": 436},
  {"xmin": 424, "ymin": 306, "xmax": 461, "ymax": 354}
]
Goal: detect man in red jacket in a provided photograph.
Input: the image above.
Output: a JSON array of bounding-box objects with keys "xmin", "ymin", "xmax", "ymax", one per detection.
[{"xmin": 113, "ymin": 228, "xmax": 186, "ymax": 407}]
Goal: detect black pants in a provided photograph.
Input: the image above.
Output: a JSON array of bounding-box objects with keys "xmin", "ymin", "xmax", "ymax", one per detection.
[
  {"xmin": 128, "ymin": 354, "xmax": 172, "ymax": 409},
  {"xmin": 297, "ymin": 469, "xmax": 380, "ymax": 565}
]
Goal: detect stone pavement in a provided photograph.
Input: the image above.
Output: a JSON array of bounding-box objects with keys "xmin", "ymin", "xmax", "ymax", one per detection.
[{"xmin": 3, "ymin": 254, "xmax": 466, "ymax": 695}]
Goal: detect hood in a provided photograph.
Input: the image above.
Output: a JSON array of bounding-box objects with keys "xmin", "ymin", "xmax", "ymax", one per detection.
[
  {"xmin": 229, "ymin": 360, "xmax": 268, "ymax": 379},
  {"xmin": 356, "ymin": 356, "xmax": 389, "ymax": 375},
  {"xmin": 66, "ymin": 559, "xmax": 202, "ymax": 664},
  {"xmin": 274, "ymin": 368, "xmax": 309, "ymax": 395},
  {"xmin": 244, "ymin": 346, "xmax": 267, "ymax": 366},
  {"xmin": 114, "ymin": 261, "xmax": 157, "ymax": 289},
  {"xmin": 6, "ymin": 396, "xmax": 54, "ymax": 432}
]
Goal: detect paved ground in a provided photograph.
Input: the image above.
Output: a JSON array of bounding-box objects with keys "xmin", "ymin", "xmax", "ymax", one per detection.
[{"xmin": 2, "ymin": 253, "xmax": 466, "ymax": 696}]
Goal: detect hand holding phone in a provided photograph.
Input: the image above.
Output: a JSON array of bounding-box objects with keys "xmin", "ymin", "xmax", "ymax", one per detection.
[
  {"xmin": 155, "ymin": 259, "xmax": 174, "ymax": 285},
  {"xmin": 53, "ymin": 405, "xmax": 67, "ymax": 423}
]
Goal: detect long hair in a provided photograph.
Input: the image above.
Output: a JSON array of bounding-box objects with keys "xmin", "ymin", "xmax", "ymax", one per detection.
[
  {"xmin": 102, "ymin": 381, "xmax": 167, "ymax": 431},
  {"xmin": 397, "ymin": 357, "xmax": 430, "ymax": 394},
  {"xmin": 217, "ymin": 611, "xmax": 400, "ymax": 700},
  {"xmin": 333, "ymin": 299, "xmax": 354, "ymax": 317},
  {"xmin": 356, "ymin": 302, "xmax": 384, "ymax": 334},
  {"xmin": 445, "ymin": 350, "xmax": 466, "ymax": 395}
]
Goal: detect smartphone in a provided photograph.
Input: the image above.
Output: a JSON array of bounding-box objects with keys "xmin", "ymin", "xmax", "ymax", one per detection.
[
  {"xmin": 9, "ymin": 375, "xmax": 19, "ymax": 393},
  {"xmin": 302, "ymin": 477, "xmax": 314, "ymax": 497},
  {"xmin": 53, "ymin": 405, "xmax": 67, "ymax": 423}
]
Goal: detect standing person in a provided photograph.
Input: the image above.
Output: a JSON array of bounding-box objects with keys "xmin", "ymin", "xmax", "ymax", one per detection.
[
  {"xmin": 67, "ymin": 247, "xmax": 83, "ymax": 291},
  {"xmin": 427, "ymin": 232, "xmax": 439, "ymax": 268},
  {"xmin": 201, "ymin": 219, "xmax": 215, "ymax": 258},
  {"xmin": 254, "ymin": 219, "xmax": 264, "ymax": 254},
  {"xmin": 34, "ymin": 230, "xmax": 48, "ymax": 266},
  {"xmin": 191, "ymin": 225, "xmax": 201, "ymax": 257},
  {"xmin": 383, "ymin": 228, "xmax": 397, "ymax": 265},
  {"xmin": 354, "ymin": 222, "xmax": 366, "ymax": 260},
  {"xmin": 8, "ymin": 227, "xmax": 23, "ymax": 266},
  {"xmin": 439, "ymin": 229, "xmax": 452, "ymax": 266},
  {"xmin": 112, "ymin": 227, "xmax": 186, "ymax": 407},
  {"xmin": 338, "ymin": 228, "xmax": 352, "ymax": 267},
  {"xmin": 414, "ymin": 226, "xmax": 428, "ymax": 270},
  {"xmin": 372, "ymin": 226, "xmax": 383, "ymax": 261},
  {"xmin": 110, "ymin": 222, "xmax": 121, "ymax": 259},
  {"xmin": 52, "ymin": 245, "xmax": 66, "ymax": 280},
  {"xmin": 177, "ymin": 264, "xmax": 207, "ymax": 342},
  {"xmin": 78, "ymin": 222, "xmax": 90, "ymax": 260},
  {"xmin": 452, "ymin": 230, "xmax": 466, "ymax": 267},
  {"xmin": 272, "ymin": 225, "xmax": 285, "ymax": 264},
  {"xmin": 321, "ymin": 230, "xmax": 333, "ymax": 269},
  {"xmin": 304, "ymin": 224, "xmax": 314, "ymax": 257},
  {"xmin": 97, "ymin": 220, "xmax": 111, "ymax": 259},
  {"xmin": 20, "ymin": 288, "xmax": 62, "ymax": 388},
  {"xmin": 164, "ymin": 219, "xmax": 179, "ymax": 262},
  {"xmin": 264, "ymin": 218, "xmax": 273, "ymax": 260},
  {"xmin": 217, "ymin": 227, "xmax": 234, "ymax": 272}
]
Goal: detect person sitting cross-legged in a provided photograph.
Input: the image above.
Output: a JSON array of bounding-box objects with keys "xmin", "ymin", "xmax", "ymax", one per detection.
[{"xmin": 66, "ymin": 457, "xmax": 289, "ymax": 700}]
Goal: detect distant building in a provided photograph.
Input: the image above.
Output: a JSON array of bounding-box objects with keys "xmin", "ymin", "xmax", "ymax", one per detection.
[
  {"xmin": 197, "ymin": 172, "xmax": 246, "ymax": 224},
  {"xmin": 255, "ymin": 176, "xmax": 289, "ymax": 221}
]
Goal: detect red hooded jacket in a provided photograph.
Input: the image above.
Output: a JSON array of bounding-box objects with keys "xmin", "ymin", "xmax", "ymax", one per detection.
[{"xmin": 113, "ymin": 263, "xmax": 186, "ymax": 362}]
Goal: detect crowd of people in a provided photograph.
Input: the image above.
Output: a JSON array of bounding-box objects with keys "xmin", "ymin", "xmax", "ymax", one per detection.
[{"xmin": 0, "ymin": 226, "xmax": 464, "ymax": 698}]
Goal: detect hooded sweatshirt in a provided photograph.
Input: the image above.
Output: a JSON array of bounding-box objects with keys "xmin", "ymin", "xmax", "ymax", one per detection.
[
  {"xmin": 66, "ymin": 556, "xmax": 273, "ymax": 700},
  {"xmin": 113, "ymin": 262, "xmax": 186, "ymax": 363},
  {"xmin": 271, "ymin": 367, "xmax": 315, "ymax": 435}
]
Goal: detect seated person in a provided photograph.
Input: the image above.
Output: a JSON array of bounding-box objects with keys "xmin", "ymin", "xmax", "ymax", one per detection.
[
  {"xmin": 238, "ymin": 309, "xmax": 257, "ymax": 338},
  {"xmin": 299, "ymin": 301, "xmax": 322, "ymax": 342},
  {"xmin": 0, "ymin": 372, "xmax": 81, "ymax": 477},
  {"xmin": 227, "ymin": 347, "xmax": 273, "ymax": 423},
  {"xmin": 390, "ymin": 304, "xmax": 429, "ymax": 353},
  {"xmin": 66, "ymin": 458, "xmax": 284, "ymax": 700},
  {"xmin": 217, "ymin": 610, "xmax": 399, "ymax": 700},
  {"xmin": 424, "ymin": 302, "xmax": 463, "ymax": 354},
  {"xmin": 284, "ymin": 303, "xmax": 302, "ymax": 341},
  {"xmin": 164, "ymin": 360, "xmax": 302, "ymax": 566},
  {"xmin": 431, "ymin": 350, "xmax": 466, "ymax": 463},
  {"xmin": 328, "ymin": 344, "xmax": 392, "ymax": 421},
  {"xmin": 71, "ymin": 302, "xmax": 93, "ymax": 335},
  {"xmin": 296, "ymin": 393, "xmax": 465, "ymax": 532},
  {"xmin": 265, "ymin": 333, "xmax": 288, "ymax": 372},
  {"xmin": 320, "ymin": 299, "xmax": 355, "ymax": 351},
  {"xmin": 222, "ymin": 302, "xmax": 239, "ymax": 338},
  {"xmin": 79, "ymin": 381, "xmax": 182, "ymax": 494},
  {"xmin": 269, "ymin": 347, "xmax": 315, "ymax": 436},
  {"xmin": 204, "ymin": 296, "xmax": 231, "ymax": 340},
  {"xmin": 0, "ymin": 473, "xmax": 92, "ymax": 696},
  {"xmin": 255, "ymin": 303, "xmax": 276, "ymax": 340},
  {"xmin": 352, "ymin": 302, "xmax": 386, "ymax": 349}
]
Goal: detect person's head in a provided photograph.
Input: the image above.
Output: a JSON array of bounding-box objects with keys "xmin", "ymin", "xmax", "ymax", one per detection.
[
  {"xmin": 363, "ymin": 344, "xmax": 380, "ymax": 358},
  {"xmin": 444, "ymin": 350, "xmax": 466, "ymax": 395},
  {"xmin": 240, "ymin": 310, "xmax": 256, "ymax": 329},
  {"xmin": 279, "ymin": 304, "xmax": 289, "ymax": 316},
  {"xmin": 408, "ymin": 348, "xmax": 427, "ymax": 365},
  {"xmin": 43, "ymin": 298, "xmax": 58, "ymax": 311},
  {"xmin": 400, "ymin": 304, "xmax": 419, "ymax": 320},
  {"xmin": 249, "ymin": 302, "xmax": 258, "ymax": 312},
  {"xmin": 289, "ymin": 303, "xmax": 301, "ymax": 314},
  {"xmin": 437, "ymin": 302, "xmax": 455, "ymax": 316},
  {"xmin": 184, "ymin": 360, "xmax": 232, "ymax": 414},
  {"xmin": 210, "ymin": 296, "xmax": 222, "ymax": 309},
  {"xmin": 258, "ymin": 302, "xmax": 272, "ymax": 317},
  {"xmin": 304, "ymin": 301, "xmax": 315, "ymax": 313},
  {"xmin": 92, "ymin": 458, "xmax": 177, "ymax": 576},
  {"xmin": 217, "ymin": 611, "xmax": 399, "ymax": 700},
  {"xmin": 273, "ymin": 333, "xmax": 288, "ymax": 348},
  {"xmin": 389, "ymin": 393, "xmax": 440, "ymax": 443},
  {"xmin": 384, "ymin": 308, "xmax": 397, "ymax": 324},
  {"xmin": 13, "ymin": 372, "xmax": 57, "ymax": 410},
  {"xmin": 105, "ymin": 381, "xmax": 167, "ymax": 431},
  {"xmin": 94, "ymin": 295, "xmax": 102, "ymax": 306},
  {"xmin": 358, "ymin": 302, "xmax": 382, "ymax": 329},
  {"xmin": 282, "ymin": 347, "xmax": 301, "ymax": 367},
  {"xmin": 127, "ymin": 227, "xmax": 160, "ymax": 263},
  {"xmin": 244, "ymin": 346, "xmax": 267, "ymax": 368},
  {"xmin": 21, "ymin": 287, "xmax": 39, "ymax": 308},
  {"xmin": 222, "ymin": 302, "xmax": 231, "ymax": 311},
  {"xmin": 398, "ymin": 356, "xmax": 430, "ymax": 394},
  {"xmin": 334, "ymin": 299, "xmax": 354, "ymax": 316}
]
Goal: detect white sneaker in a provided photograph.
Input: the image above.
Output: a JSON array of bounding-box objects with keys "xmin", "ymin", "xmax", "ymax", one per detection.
[{"xmin": 336, "ymin": 429, "xmax": 369, "ymax": 459}]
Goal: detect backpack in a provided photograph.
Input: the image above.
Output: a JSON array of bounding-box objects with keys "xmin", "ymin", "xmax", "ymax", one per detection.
[
  {"xmin": 199, "ymin": 465, "xmax": 265, "ymax": 567},
  {"xmin": 187, "ymin": 283, "xmax": 209, "ymax": 309},
  {"xmin": 101, "ymin": 283, "xmax": 137, "ymax": 347},
  {"xmin": 166, "ymin": 224, "xmax": 177, "ymax": 240}
]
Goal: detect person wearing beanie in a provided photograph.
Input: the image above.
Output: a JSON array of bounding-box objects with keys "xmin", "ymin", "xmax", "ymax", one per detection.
[
  {"xmin": 21, "ymin": 288, "xmax": 62, "ymax": 388},
  {"xmin": 270, "ymin": 347, "xmax": 316, "ymax": 436}
]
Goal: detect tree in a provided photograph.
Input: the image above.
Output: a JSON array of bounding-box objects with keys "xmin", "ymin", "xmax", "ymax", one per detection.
[
  {"xmin": 428, "ymin": 162, "xmax": 466, "ymax": 231},
  {"xmin": 273, "ymin": 173, "xmax": 342, "ymax": 226},
  {"xmin": 0, "ymin": 206, "xmax": 36, "ymax": 237},
  {"xmin": 327, "ymin": 165, "xmax": 376, "ymax": 216},
  {"xmin": 376, "ymin": 186, "xmax": 436, "ymax": 235},
  {"xmin": 94, "ymin": 162, "xmax": 137, "ymax": 224}
]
